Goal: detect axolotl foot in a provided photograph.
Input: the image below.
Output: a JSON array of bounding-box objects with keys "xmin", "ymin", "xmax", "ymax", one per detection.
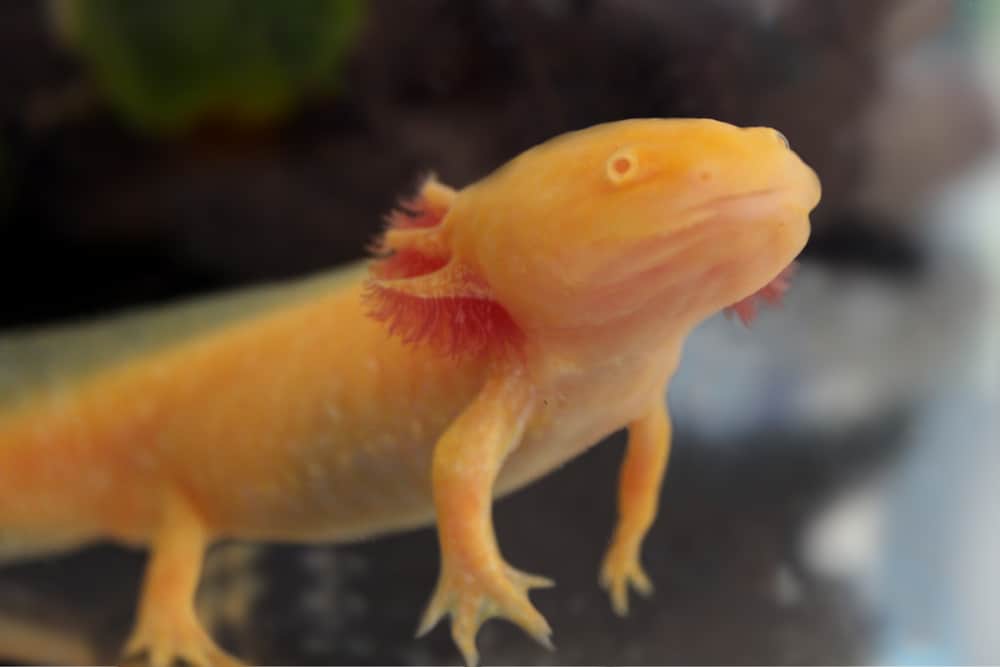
[
  {"xmin": 121, "ymin": 610, "xmax": 246, "ymax": 667},
  {"xmin": 599, "ymin": 536, "xmax": 654, "ymax": 616},
  {"xmin": 416, "ymin": 558, "xmax": 555, "ymax": 667}
]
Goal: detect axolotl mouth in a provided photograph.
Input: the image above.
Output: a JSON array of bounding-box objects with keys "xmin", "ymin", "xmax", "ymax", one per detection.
[
  {"xmin": 699, "ymin": 184, "xmax": 810, "ymax": 327},
  {"xmin": 723, "ymin": 262, "xmax": 796, "ymax": 326},
  {"xmin": 578, "ymin": 183, "xmax": 811, "ymax": 330}
]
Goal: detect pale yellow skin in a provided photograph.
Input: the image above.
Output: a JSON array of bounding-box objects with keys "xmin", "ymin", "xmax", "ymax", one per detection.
[{"xmin": 0, "ymin": 118, "xmax": 820, "ymax": 666}]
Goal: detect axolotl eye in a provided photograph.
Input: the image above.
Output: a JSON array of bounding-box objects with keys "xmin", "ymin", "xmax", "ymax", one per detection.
[{"xmin": 605, "ymin": 147, "xmax": 639, "ymax": 185}]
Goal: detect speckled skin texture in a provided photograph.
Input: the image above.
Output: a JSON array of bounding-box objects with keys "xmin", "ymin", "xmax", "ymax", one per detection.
[{"xmin": 0, "ymin": 119, "xmax": 819, "ymax": 666}]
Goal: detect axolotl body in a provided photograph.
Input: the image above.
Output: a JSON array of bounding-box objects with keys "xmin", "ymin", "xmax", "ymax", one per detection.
[{"xmin": 0, "ymin": 118, "xmax": 820, "ymax": 666}]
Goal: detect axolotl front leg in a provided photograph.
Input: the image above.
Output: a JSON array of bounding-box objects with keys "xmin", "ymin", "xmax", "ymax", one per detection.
[
  {"xmin": 417, "ymin": 370, "xmax": 674, "ymax": 665},
  {"xmin": 600, "ymin": 395, "xmax": 671, "ymax": 615},
  {"xmin": 416, "ymin": 368, "xmax": 554, "ymax": 667}
]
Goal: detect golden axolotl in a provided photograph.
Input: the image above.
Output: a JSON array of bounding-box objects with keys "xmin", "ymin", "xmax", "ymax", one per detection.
[{"xmin": 0, "ymin": 118, "xmax": 820, "ymax": 666}]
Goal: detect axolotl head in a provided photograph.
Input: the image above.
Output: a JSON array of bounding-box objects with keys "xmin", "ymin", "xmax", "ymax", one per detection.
[{"xmin": 367, "ymin": 118, "xmax": 821, "ymax": 359}]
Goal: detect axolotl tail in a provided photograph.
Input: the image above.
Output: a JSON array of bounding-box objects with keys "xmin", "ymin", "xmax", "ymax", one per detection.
[
  {"xmin": 0, "ymin": 413, "xmax": 111, "ymax": 564},
  {"xmin": 0, "ymin": 444, "xmax": 96, "ymax": 565}
]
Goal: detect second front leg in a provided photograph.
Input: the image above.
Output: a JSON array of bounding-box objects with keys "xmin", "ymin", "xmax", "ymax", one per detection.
[
  {"xmin": 416, "ymin": 369, "xmax": 553, "ymax": 667},
  {"xmin": 600, "ymin": 395, "xmax": 672, "ymax": 616}
]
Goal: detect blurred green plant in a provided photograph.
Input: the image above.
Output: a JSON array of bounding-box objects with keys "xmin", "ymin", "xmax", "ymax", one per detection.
[{"xmin": 58, "ymin": 0, "xmax": 365, "ymax": 133}]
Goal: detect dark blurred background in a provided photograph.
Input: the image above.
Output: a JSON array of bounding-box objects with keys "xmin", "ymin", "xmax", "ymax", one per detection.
[{"xmin": 0, "ymin": 0, "xmax": 998, "ymax": 664}]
